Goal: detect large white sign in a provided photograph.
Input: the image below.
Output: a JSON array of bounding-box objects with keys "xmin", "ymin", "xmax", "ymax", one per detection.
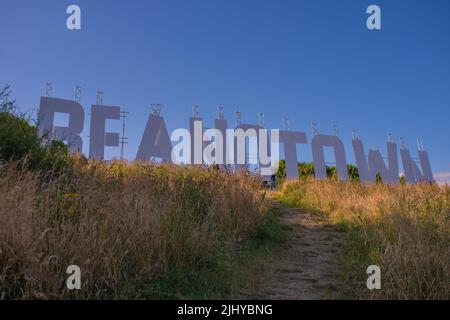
[{"xmin": 38, "ymin": 96, "xmax": 434, "ymax": 184}]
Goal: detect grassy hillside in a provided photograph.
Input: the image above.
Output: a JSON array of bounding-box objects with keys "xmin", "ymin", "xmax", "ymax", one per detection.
[
  {"xmin": 0, "ymin": 96, "xmax": 286, "ymax": 299},
  {"xmin": 0, "ymin": 158, "xmax": 285, "ymax": 299},
  {"xmin": 1, "ymin": 93, "xmax": 447, "ymax": 299}
]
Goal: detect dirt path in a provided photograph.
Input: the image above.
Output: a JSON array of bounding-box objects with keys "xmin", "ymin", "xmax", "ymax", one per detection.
[{"xmin": 257, "ymin": 200, "xmax": 344, "ymax": 299}]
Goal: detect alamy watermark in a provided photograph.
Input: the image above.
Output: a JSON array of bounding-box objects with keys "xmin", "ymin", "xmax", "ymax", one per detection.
[{"xmin": 66, "ymin": 4, "xmax": 381, "ymax": 31}]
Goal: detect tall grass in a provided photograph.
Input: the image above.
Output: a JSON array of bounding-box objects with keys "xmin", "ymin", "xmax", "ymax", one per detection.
[
  {"xmin": 276, "ymin": 179, "xmax": 450, "ymax": 299},
  {"xmin": 0, "ymin": 159, "xmax": 267, "ymax": 299}
]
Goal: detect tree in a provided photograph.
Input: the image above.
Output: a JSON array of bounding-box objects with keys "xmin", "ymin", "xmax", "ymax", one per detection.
[
  {"xmin": 347, "ymin": 164, "xmax": 360, "ymax": 182},
  {"xmin": 0, "ymin": 111, "xmax": 47, "ymax": 168},
  {"xmin": 275, "ymin": 159, "xmax": 286, "ymax": 180},
  {"xmin": 0, "ymin": 84, "xmax": 16, "ymax": 113},
  {"xmin": 298, "ymin": 162, "xmax": 315, "ymax": 179}
]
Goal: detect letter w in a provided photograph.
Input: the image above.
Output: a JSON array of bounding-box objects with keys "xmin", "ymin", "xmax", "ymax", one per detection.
[{"xmin": 352, "ymin": 139, "xmax": 399, "ymax": 183}]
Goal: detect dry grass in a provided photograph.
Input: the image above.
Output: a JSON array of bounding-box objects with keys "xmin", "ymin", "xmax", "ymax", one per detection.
[
  {"xmin": 276, "ymin": 179, "xmax": 450, "ymax": 300},
  {"xmin": 0, "ymin": 159, "xmax": 267, "ymax": 299}
]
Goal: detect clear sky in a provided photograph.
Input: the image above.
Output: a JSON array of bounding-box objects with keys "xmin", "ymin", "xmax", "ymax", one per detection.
[{"xmin": 1, "ymin": 0, "xmax": 449, "ymax": 176}]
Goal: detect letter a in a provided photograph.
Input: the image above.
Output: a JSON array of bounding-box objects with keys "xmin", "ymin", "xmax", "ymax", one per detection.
[
  {"xmin": 66, "ymin": 265, "xmax": 81, "ymax": 290},
  {"xmin": 366, "ymin": 5, "xmax": 381, "ymax": 30},
  {"xmin": 66, "ymin": 5, "xmax": 81, "ymax": 30},
  {"xmin": 366, "ymin": 265, "xmax": 381, "ymax": 290}
]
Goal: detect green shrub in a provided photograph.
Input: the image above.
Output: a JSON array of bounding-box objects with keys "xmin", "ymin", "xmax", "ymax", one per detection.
[
  {"xmin": 276, "ymin": 159, "xmax": 360, "ymax": 182},
  {"xmin": 0, "ymin": 112, "xmax": 45, "ymax": 168},
  {"xmin": 0, "ymin": 85, "xmax": 72, "ymax": 173}
]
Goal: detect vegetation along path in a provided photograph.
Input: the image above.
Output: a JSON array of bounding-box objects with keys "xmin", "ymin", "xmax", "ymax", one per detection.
[{"xmin": 257, "ymin": 200, "xmax": 344, "ymax": 299}]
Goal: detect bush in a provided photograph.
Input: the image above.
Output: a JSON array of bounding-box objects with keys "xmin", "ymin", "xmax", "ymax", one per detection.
[
  {"xmin": 0, "ymin": 112, "xmax": 44, "ymax": 167},
  {"xmin": 0, "ymin": 85, "xmax": 72, "ymax": 173},
  {"xmin": 0, "ymin": 112, "xmax": 73, "ymax": 173}
]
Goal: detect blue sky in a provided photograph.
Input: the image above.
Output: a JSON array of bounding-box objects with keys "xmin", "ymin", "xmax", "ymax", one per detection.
[{"xmin": 1, "ymin": 0, "xmax": 449, "ymax": 175}]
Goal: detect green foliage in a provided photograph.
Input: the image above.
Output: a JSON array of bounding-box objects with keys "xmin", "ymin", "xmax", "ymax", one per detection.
[
  {"xmin": 376, "ymin": 172, "xmax": 383, "ymax": 184},
  {"xmin": 347, "ymin": 164, "xmax": 360, "ymax": 181},
  {"xmin": 275, "ymin": 160, "xmax": 286, "ymax": 180},
  {"xmin": 299, "ymin": 162, "xmax": 315, "ymax": 178},
  {"xmin": 45, "ymin": 140, "xmax": 73, "ymax": 173},
  {"xmin": 276, "ymin": 160, "xmax": 360, "ymax": 182},
  {"xmin": 400, "ymin": 175, "xmax": 406, "ymax": 185},
  {"xmin": 326, "ymin": 166, "xmax": 337, "ymax": 179},
  {"xmin": 0, "ymin": 85, "xmax": 71, "ymax": 173},
  {"xmin": 0, "ymin": 85, "xmax": 16, "ymax": 113},
  {"xmin": 0, "ymin": 112, "xmax": 44, "ymax": 168}
]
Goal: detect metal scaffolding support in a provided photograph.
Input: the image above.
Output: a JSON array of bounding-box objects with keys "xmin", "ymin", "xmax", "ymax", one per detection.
[
  {"xmin": 235, "ymin": 111, "xmax": 242, "ymax": 126},
  {"xmin": 96, "ymin": 91, "xmax": 103, "ymax": 105},
  {"xmin": 258, "ymin": 112, "xmax": 265, "ymax": 128},
  {"xmin": 417, "ymin": 139, "xmax": 424, "ymax": 151},
  {"xmin": 332, "ymin": 123, "xmax": 339, "ymax": 136},
  {"xmin": 120, "ymin": 111, "xmax": 130, "ymax": 160},
  {"xmin": 192, "ymin": 104, "xmax": 200, "ymax": 118},
  {"xmin": 388, "ymin": 132, "xmax": 394, "ymax": 143},
  {"xmin": 283, "ymin": 117, "xmax": 290, "ymax": 131},
  {"xmin": 45, "ymin": 82, "xmax": 53, "ymax": 97},
  {"xmin": 75, "ymin": 86, "xmax": 82, "ymax": 103},
  {"xmin": 151, "ymin": 103, "xmax": 162, "ymax": 116},
  {"xmin": 311, "ymin": 121, "xmax": 318, "ymax": 136},
  {"xmin": 400, "ymin": 137, "xmax": 406, "ymax": 149},
  {"xmin": 217, "ymin": 105, "xmax": 224, "ymax": 119}
]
